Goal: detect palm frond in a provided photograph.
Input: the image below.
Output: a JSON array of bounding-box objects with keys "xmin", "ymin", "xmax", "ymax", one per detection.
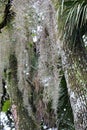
[
  {"xmin": 59, "ymin": 0, "xmax": 87, "ymax": 48},
  {"xmin": 57, "ymin": 75, "xmax": 75, "ymax": 130}
]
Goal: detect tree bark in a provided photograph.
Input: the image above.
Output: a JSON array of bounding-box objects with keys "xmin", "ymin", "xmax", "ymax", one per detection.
[{"xmin": 61, "ymin": 45, "xmax": 87, "ymax": 130}]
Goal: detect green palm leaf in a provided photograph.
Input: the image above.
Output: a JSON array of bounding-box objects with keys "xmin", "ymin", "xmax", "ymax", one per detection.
[
  {"xmin": 57, "ymin": 75, "xmax": 75, "ymax": 130},
  {"xmin": 60, "ymin": 0, "xmax": 87, "ymax": 48}
]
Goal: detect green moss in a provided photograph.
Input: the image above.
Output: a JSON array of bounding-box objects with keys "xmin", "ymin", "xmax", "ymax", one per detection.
[{"xmin": 2, "ymin": 100, "xmax": 11, "ymax": 112}]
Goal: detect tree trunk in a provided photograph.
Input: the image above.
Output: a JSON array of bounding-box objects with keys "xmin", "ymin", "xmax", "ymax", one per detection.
[
  {"xmin": 61, "ymin": 44, "xmax": 87, "ymax": 130},
  {"xmin": 0, "ymin": 0, "xmax": 87, "ymax": 130}
]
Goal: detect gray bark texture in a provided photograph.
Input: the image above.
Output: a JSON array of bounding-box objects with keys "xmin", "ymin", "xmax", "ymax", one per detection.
[{"xmin": 61, "ymin": 47, "xmax": 87, "ymax": 130}]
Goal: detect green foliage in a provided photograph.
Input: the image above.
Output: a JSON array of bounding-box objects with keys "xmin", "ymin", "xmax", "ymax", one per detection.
[
  {"xmin": 57, "ymin": 75, "xmax": 75, "ymax": 130},
  {"xmin": 2, "ymin": 100, "xmax": 11, "ymax": 112},
  {"xmin": 28, "ymin": 42, "xmax": 33, "ymax": 48},
  {"xmin": 57, "ymin": 0, "xmax": 87, "ymax": 48},
  {"xmin": 31, "ymin": 33, "xmax": 36, "ymax": 37}
]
